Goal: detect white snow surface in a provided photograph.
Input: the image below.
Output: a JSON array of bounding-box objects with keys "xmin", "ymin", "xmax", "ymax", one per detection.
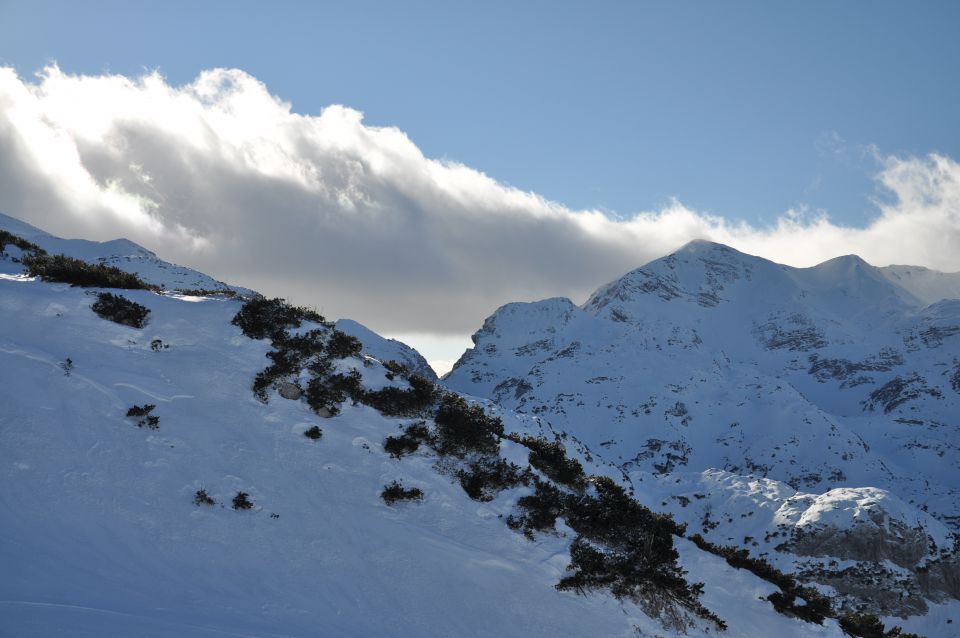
[
  {"xmin": 0, "ymin": 229, "xmax": 862, "ymax": 637},
  {"xmin": 880, "ymin": 265, "xmax": 960, "ymax": 306},
  {"xmin": 0, "ymin": 218, "xmax": 960, "ymax": 637}
]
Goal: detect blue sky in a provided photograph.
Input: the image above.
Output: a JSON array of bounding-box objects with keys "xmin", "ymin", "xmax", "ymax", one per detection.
[
  {"xmin": 1, "ymin": 1, "xmax": 959, "ymax": 372},
  {"xmin": 3, "ymin": 0, "xmax": 958, "ymax": 226}
]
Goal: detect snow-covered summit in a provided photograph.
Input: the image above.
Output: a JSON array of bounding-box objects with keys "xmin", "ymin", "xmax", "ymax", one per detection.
[{"xmin": 447, "ymin": 243, "xmax": 960, "ymax": 630}]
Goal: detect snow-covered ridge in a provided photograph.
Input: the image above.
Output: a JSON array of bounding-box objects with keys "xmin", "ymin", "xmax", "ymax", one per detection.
[{"xmin": 0, "ymin": 212, "xmax": 253, "ymax": 295}]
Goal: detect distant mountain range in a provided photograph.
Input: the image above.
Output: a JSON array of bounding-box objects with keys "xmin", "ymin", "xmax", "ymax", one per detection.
[{"xmin": 445, "ymin": 239, "xmax": 960, "ymax": 624}]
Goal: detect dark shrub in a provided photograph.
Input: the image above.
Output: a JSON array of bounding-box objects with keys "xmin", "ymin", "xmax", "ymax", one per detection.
[
  {"xmin": 150, "ymin": 339, "xmax": 169, "ymax": 351},
  {"xmin": 0, "ymin": 230, "xmax": 45, "ymax": 256},
  {"xmin": 91, "ymin": 292, "xmax": 150, "ymax": 328},
  {"xmin": 304, "ymin": 425, "xmax": 323, "ymax": 440},
  {"xmin": 839, "ymin": 612, "xmax": 886, "ymax": 638},
  {"xmin": 194, "ymin": 488, "xmax": 215, "ymax": 506},
  {"xmin": 382, "ymin": 359, "xmax": 409, "ymax": 380},
  {"xmin": 553, "ymin": 477, "xmax": 723, "ymax": 628},
  {"xmin": 766, "ymin": 590, "xmax": 831, "ymax": 625},
  {"xmin": 304, "ymin": 370, "xmax": 362, "ymax": 416},
  {"xmin": 326, "ymin": 329, "xmax": 362, "ymax": 359},
  {"xmin": 565, "ymin": 477, "xmax": 686, "ymax": 542},
  {"xmin": 507, "ymin": 479, "xmax": 565, "ymax": 538},
  {"xmin": 381, "ymin": 480, "xmax": 423, "ymax": 505},
  {"xmin": 24, "ymin": 253, "xmax": 156, "ymax": 289},
  {"xmin": 252, "ymin": 370, "xmax": 273, "ymax": 403},
  {"xmin": 232, "ymin": 492, "xmax": 254, "ymax": 510},
  {"xmin": 687, "ymin": 533, "xmax": 835, "ymax": 624},
  {"xmin": 433, "ymin": 394, "xmax": 504, "ymax": 456},
  {"xmin": 384, "ymin": 434, "xmax": 419, "ymax": 458},
  {"xmin": 276, "ymin": 329, "xmax": 328, "ymax": 360},
  {"xmin": 456, "ymin": 456, "xmax": 529, "ymax": 502},
  {"xmin": 384, "ymin": 422, "xmax": 433, "ymax": 458},
  {"xmin": 305, "ymin": 376, "xmax": 341, "ymax": 416},
  {"xmin": 361, "ymin": 375, "xmax": 438, "ymax": 417},
  {"xmin": 687, "ymin": 533, "xmax": 796, "ymax": 591},
  {"xmin": 328, "ymin": 370, "xmax": 364, "ymax": 400},
  {"xmin": 513, "ymin": 435, "xmax": 587, "ymax": 490},
  {"xmin": 838, "ymin": 612, "xmax": 921, "ymax": 638},
  {"xmin": 126, "ymin": 404, "xmax": 159, "ymax": 429},
  {"xmin": 231, "ymin": 297, "xmax": 325, "ymax": 340}
]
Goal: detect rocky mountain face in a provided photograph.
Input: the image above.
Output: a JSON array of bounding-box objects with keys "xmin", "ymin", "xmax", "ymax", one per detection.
[{"xmin": 445, "ymin": 240, "xmax": 960, "ymax": 626}]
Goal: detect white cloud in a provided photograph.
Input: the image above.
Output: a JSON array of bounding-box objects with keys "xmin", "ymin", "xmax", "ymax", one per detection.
[{"xmin": 1, "ymin": 65, "xmax": 958, "ymax": 340}]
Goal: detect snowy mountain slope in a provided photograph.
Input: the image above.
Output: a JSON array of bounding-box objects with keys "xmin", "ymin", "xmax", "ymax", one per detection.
[
  {"xmin": 445, "ymin": 240, "xmax": 960, "ymax": 628},
  {"xmin": 0, "ymin": 222, "xmax": 872, "ymax": 637},
  {"xmin": 0, "ymin": 212, "xmax": 252, "ymax": 295},
  {"xmin": 880, "ymin": 265, "xmax": 960, "ymax": 306},
  {"xmin": 335, "ymin": 318, "xmax": 438, "ymax": 381}
]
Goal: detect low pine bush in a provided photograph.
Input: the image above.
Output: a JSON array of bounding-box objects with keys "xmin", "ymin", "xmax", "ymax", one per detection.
[
  {"xmin": 231, "ymin": 297, "xmax": 326, "ymax": 340},
  {"xmin": 382, "ymin": 359, "xmax": 409, "ymax": 380},
  {"xmin": 304, "ymin": 425, "xmax": 323, "ymax": 440},
  {"xmin": 433, "ymin": 394, "xmax": 504, "ymax": 456},
  {"xmin": 838, "ymin": 612, "xmax": 921, "ymax": 638},
  {"xmin": 232, "ymin": 492, "xmax": 254, "ymax": 510},
  {"xmin": 361, "ymin": 375, "xmax": 438, "ymax": 417},
  {"xmin": 24, "ymin": 253, "xmax": 156, "ymax": 289},
  {"xmin": 507, "ymin": 479, "xmax": 565, "ymax": 538},
  {"xmin": 383, "ymin": 422, "xmax": 433, "ymax": 458},
  {"xmin": 381, "ymin": 480, "xmax": 423, "ymax": 505},
  {"xmin": 511, "ymin": 435, "xmax": 587, "ymax": 490},
  {"xmin": 193, "ymin": 488, "xmax": 215, "ymax": 506},
  {"xmin": 326, "ymin": 329, "xmax": 362, "ymax": 359},
  {"xmin": 305, "ymin": 370, "xmax": 363, "ymax": 416},
  {"xmin": 456, "ymin": 456, "xmax": 529, "ymax": 502},
  {"xmin": 91, "ymin": 292, "xmax": 150, "ymax": 328},
  {"xmin": 687, "ymin": 533, "xmax": 834, "ymax": 625},
  {"xmin": 0, "ymin": 230, "xmax": 45, "ymax": 256}
]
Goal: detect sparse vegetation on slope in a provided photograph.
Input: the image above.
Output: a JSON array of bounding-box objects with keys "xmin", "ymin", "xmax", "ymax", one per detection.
[
  {"xmin": 232, "ymin": 297, "xmax": 726, "ymax": 632},
  {"xmin": 839, "ymin": 612, "xmax": 922, "ymax": 638},
  {"xmin": 0, "ymin": 230, "xmax": 45, "ymax": 256},
  {"xmin": 231, "ymin": 296, "xmax": 326, "ymax": 341},
  {"xmin": 126, "ymin": 404, "xmax": 159, "ymax": 429},
  {"xmin": 24, "ymin": 253, "xmax": 157, "ymax": 290},
  {"xmin": 508, "ymin": 434, "xmax": 588, "ymax": 490},
  {"xmin": 688, "ymin": 533, "xmax": 835, "ymax": 625}
]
